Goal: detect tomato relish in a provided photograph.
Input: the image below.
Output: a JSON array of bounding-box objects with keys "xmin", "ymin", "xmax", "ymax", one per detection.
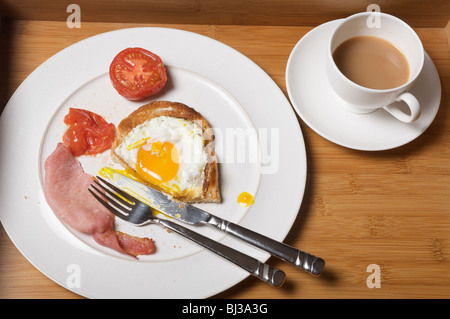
[{"xmin": 62, "ymin": 108, "xmax": 116, "ymax": 157}]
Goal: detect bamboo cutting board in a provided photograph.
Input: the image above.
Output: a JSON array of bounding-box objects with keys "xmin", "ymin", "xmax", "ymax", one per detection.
[{"xmin": 0, "ymin": 19, "xmax": 449, "ymax": 299}]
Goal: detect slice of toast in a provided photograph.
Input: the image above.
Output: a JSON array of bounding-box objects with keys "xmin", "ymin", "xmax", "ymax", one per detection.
[{"xmin": 111, "ymin": 101, "xmax": 221, "ymax": 203}]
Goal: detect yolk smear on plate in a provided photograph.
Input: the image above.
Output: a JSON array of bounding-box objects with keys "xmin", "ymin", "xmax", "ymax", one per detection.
[
  {"xmin": 237, "ymin": 192, "xmax": 254, "ymax": 207},
  {"xmin": 98, "ymin": 166, "xmax": 166, "ymax": 217}
]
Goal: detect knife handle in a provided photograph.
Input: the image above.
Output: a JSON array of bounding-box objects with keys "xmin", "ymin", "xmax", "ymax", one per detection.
[
  {"xmin": 157, "ymin": 219, "xmax": 285, "ymax": 287},
  {"xmin": 208, "ymin": 216, "xmax": 325, "ymax": 275}
]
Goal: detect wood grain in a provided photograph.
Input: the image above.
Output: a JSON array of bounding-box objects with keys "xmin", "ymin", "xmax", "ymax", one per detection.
[
  {"xmin": 0, "ymin": 18, "xmax": 449, "ymax": 299},
  {"xmin": 1, "ymin": 0, "xmax": 449, "ymax": 27}
]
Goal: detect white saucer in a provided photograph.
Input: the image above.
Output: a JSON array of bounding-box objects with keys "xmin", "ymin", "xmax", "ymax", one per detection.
[{"xmin": 286, "ymin": 20, "xmax": 441, "ymax": 151}]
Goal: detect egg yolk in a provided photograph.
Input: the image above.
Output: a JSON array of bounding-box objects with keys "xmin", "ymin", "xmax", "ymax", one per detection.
[
  {"xmin": 135, "ymin": 141, "xmax": 179, "ymax": 185},
  {"xmin": 237, "ymin": 192, "xmax": 254, "ymax": 207}
]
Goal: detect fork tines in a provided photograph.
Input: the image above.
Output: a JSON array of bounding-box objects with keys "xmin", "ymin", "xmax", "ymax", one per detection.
[{"xmin": 88, "ymin": 176, "xmax": 135, "ymax": 219}]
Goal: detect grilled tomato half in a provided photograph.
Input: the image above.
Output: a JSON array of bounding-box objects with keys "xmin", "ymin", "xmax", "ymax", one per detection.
[{"xmin": 109, "ymin": 47, "xmax": 167, "ymax": 101}]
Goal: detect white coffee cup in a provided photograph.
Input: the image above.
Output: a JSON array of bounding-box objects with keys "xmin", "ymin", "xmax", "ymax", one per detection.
[{"xmin": 326, "ymin": 12, "xmax": 424, "ymax": 123}]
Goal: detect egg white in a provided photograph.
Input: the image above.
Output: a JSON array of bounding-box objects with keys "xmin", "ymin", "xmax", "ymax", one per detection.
[{"xmin": 114, "ymin": 116, "xmax": 208, "ymax": 197}]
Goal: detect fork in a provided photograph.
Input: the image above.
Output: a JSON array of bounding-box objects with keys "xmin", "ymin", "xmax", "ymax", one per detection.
[{"xmin": 89, "ymin": 177, "xmax": 286, "ymax": 288}]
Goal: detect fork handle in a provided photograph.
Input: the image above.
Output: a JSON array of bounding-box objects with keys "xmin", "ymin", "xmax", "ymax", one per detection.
[
  {"xmin": 156, "ymin": 219, "xmax": 285, "ymax": 287},
  {"xmin": 207, "ymin": 216, "xmax": 325, "ymax": 276}
]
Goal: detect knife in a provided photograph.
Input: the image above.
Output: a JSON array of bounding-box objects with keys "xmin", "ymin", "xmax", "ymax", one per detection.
[{"xmin": 101, "ymin": 167, "xmax": 325, "ymax": 275}]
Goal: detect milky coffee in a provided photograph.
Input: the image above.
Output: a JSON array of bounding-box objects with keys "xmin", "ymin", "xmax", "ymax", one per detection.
[{"xmin": 332, "ymin": 35, "xmax": 409, "ymax": 90}]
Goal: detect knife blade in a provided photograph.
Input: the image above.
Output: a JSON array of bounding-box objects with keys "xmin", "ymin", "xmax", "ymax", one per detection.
[{"xmin": 101, "ymin": 167, "xmax": 325, "ymax": 276}]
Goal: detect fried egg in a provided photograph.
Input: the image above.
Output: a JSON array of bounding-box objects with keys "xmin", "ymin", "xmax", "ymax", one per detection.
[{"xmin": 113, "ymin": 116, "xmax": 208, "ymax": 197}]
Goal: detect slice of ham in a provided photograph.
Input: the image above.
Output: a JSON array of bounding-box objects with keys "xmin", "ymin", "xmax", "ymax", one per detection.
[
  {"xmin": 44, "ymin": 142, "xmax": 155, "ymax": 257},
  {"xmin": 93, "ymin": 230, "xmax": 155, "ymax": 257}
]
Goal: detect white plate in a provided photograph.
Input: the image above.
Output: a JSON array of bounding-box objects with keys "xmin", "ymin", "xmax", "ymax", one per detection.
[
  {"xmin": 286, "ymin": 20, "xmax": 441, "ymax": 151},
  {"xmin": 0, "ymin": 27, "xmax": 306, "ymax": 298}
]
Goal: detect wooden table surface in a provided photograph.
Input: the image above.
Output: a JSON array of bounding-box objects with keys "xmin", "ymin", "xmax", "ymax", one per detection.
[{"xmin": 0, "ymin": 19, "xmax": 449, "ymax": 299}]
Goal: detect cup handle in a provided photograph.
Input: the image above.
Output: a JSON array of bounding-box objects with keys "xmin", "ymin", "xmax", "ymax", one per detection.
[{"xmin": 383, "ymin": 92, "xmax": 421, "ymax": 123}]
